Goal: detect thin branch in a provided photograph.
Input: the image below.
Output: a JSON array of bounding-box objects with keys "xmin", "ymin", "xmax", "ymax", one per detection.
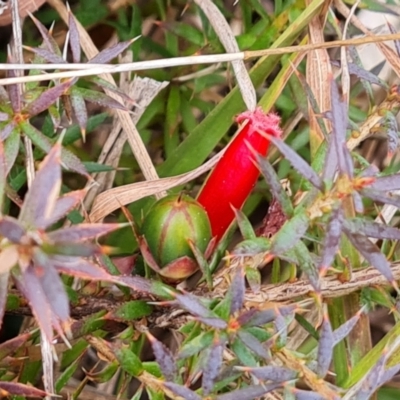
[{"xmin": 2, "ymin": 33, "xmax": 400, "ymax": 85}]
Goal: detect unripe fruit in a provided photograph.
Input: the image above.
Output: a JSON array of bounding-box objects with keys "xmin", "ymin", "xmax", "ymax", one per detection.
[{"xmin": 141, "ymin": 194, "xmax": 212, "ymax": 272}]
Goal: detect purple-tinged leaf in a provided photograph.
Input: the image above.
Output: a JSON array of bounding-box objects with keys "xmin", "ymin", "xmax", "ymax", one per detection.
[
  {"xmin": 352, "ymin": 191, "xmax": 364, "ymax": 214},
  {"xmin": 115, "ymin": 275, "xmax": 155, "ymax": 295},
  {"xmin": 147, "ymin": 332, "xmax": 176, "ymax": 381},
  {"xmin": 344, "ymin": 230, "xmax": 395, "ymax": 284},
  {"xmin": 202, "ymin": 336, "xmax": 225, "ymax": 395},
  {"xmin": 48, "ymin": 223, "xmax": 122, "ymax": 243},
  {"xmin": 263, "ymin": 133, "xmax": 323, "ymax": 191},
  {"xmin": 44, "ymin": 189, "xmax": 86, "ymax": 228},
  {"xmin": 78, "ymin": 87, "xmax": 128, "ymax": 111},
  {"xmin": 0, "ymin": 139, "xmax": 6, "ymax": 210},
  {"xmin": 0, "ymin": 332, "xmax": 31, "ymax": 361},
  {"xmin": 333, "ymin": 310, "xmax": 362, "ymax": 345},
  {"xmin": 229, "ymin": 266, "xmax": 245, "ymax": 315},
  {"xmin": 0, "ymin": 121, "xmax": 15, "ymax": 141},
  {"xmin": 292, "ymin": 389, "xmax": 328, "ymax": 400},
  {"xmin": 70, "ymin": 88, "xmax": 87, "ymax": 138},
  {"xmin": 354, "ymin": 350, "xmax": 388, "ymax": 400},
  {"xmin": 216, "ymin": 383, "xmax": 281, "ymax": 400},
  {"xmin": 316, "ymin": 308, "xmax": 334, "ymax": 378},
  {"xmin": 33, "ymin": 251, "xmax": 70, "ymax": 322},
  {"xmin": 377, "ymin": 363, "xmax": 400, "ymax": 386},
  {"xmin": 238, "ymin": 330, "xmax": 269, "ymax": 360},
  {"xmin": 0, "ymin": 112, "xmax": 8, "ymax": 121},
  {"xmin": 30, "ymin": 13, "xmax": 61, "ymax": 55},
  {"xmin": 0, "ymin": 272, "xmax": 9, "ymax": 332},
  {"xmin": 383, "ymin": 112, "xmax": 398, "ymax": 155},
  {"xmin": 6, "ymin": 67, "xmax": 21, "ymax": 113},
  {"xmin": 24, "ymin": 46, "xmax": 66, "ymax": 64},
  {"xmin": 331, "ymin": 60, "xmax": 388, "ymax": 88},
  {"xmin": 89, "ymin": 76, "xmax": 136, "ymax": 105},
  {"xmin": 344, "ymin": 218, "xmax": 400, "ymax": 240},
  {"xmin": 52, "ymin": 257, "xmax": 112, "ymax": 281},
  {"xmin": 68, "ymin": 11, "xmax": 81, "ymax": 63},
  {"xmin": 388, "ymin": 22, "xmax": 400, "ymax": 58},
  {"xmin": 13, "ymin": 266, "xmax": 54, "ymax": 341},
  {"xmin": 25, "ymin": 79, "xmax": 73, "ymax": 117},
  {"xmin": 89, "ymin": 39, "xmax": 134, "ymax": 64},
  {"xmin": 369, "ymin": 173, "xmax": 400, "ymax": 191},
  {"xmin": 359, "ymin": 164, "xmax": 379, "ymax": 178},
  {"xmin": 0, "ymin": 381, "xmax": 48, "ymax": 398},
  {"xmin": 271, "ymin": 212, "xmax": 309, "ymax": 256},
  {"xmin": 45, "ymin": 242, "xmax": 100, "ymax": 257},
  {"xmin": 0, "ymin": 216, "xmax": 25, "ymax": 242},
  {"xmin": 20, "ymin": 122, "xmax": 88, "ymax": 177},
  {"xmin": 19, "ymin": 143, "xmax": 61, "ymax": 230},
  {"xmin": 361, "ymin": 188, "xmax": 400, "ymax": 209},
  {"xmin": 256, "ymin": 153, "xmax": 293, "ymax": 216},
  {"xmin": 163, "ymin": 382, "xmax": 201, "ymax": 400},
  {"xmin": 244, "ymin": 308, "xmax": 277, "ymax": 327},
  {"xmin": 5, "ymin": 129, "xmax": 20, "ymax": 175},
  {"xmin": 323, "ymin": 136, "xmax": 338, "ymax": 182},
  {"xmin": 329, "ymin": 78, "xmax": 353, "ymax": 177},
  {"xmin": 174, "ymin": 292, "xmax": 216, "ymax": 319},
  {"xmin": 246, "ymin": 365, "xmax": 297, "ymax": 382},
  {"xmin": 319, "ymin": 206, "xmax": 344, "ymax": 274},
  {"xmin": 197, "ymin": 317, "xmax": 228, "ymax": 329}
]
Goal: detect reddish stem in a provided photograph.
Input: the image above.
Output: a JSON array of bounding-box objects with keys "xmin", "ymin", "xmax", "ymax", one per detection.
[{"xmin": 197, "ymin": 107, "xmax": 281, "ymax": 242}]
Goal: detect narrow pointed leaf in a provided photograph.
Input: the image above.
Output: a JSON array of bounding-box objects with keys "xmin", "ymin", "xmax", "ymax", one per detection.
[
  {"xmin": 293, "ymin": 242, "xmax": 321, "ymax": 292},
  {"xmin": 331, "ymin": 60, "xmax": 387, "ymax": 88},
  {"xmin": 6, "ymin": 68, "xmax": 21, "ymax": 112},
  {"xmin": 202, "ymin": 336, "xmax": 225, "ymax": 395},
  {"xmin": 25, "ymin": 79, "xmax": 73, "ymax": 117},
  {"xmin": 0, "ymin": 272, "xmax": 9, "ymax": 331},
  {"xmin": 197, "ymin": 317, "xmax": 228, "ymax": 329},
  {"xmin": 44, "ymin": 189, "xmax": 86, "ymax": 228},
  {"xmin": 5, "ymin": 129, "xmax": 20, "ymax": 175},
  {"xmin": 19, "ymin": 143, "xmax": 61, "ymax": 229},
  {"xmin": 48, "ymin": 223, "xmax": 121, "ymax": 243},
  {"xmin": 352, "ymin": 191, "xmax": 364, "ymax": 214},
  {"xmin": 333, "ymin": 311, "xmax": 362, "ymax": 345},
  {"xmin": 0, "ymin": 122, "xmax": 15, "ymax": 141},
  {"xmin": 0, "ymin": 216, "xmax": 25, "ymax": 242},
  {"xmin": 78, "ymin": 88, "xmax": 128, "ymax": 111},
  {"xmin": 0, "ymin": 112, "xmax": 8, "ymax": 122},
  {"xmin": 271, "ymin": 212, "xmax": 309, "ymax": 255},
  {"xmin": 384, "ymin": 112, "xmax": 398, "ymax": 155},
  {"xmin": 33, "ymin": 252, "xmax": 70, "ymax": 322},
  {"xmin": 369, "ymin": 173, "xmax": 400, "ymax": 191},
  {"xmin": 89, "ymin": 76, "xmax": 136, "ymax": 104},
  {"xmin": 256, "ymin": 153, "xmax": 293, "ymax": 216},
  {"xmin": 344, "ymin": 230, "xmax": 394, "ymax": 283},
  {"xmin": 0, "ymin": 381, "xmax": 48, "ymax": 398},
  {"xmin": 264, "ymin": 133, "xmax": 323, "ymax": 191},
  {"xmin": 293, "ymin": 389, "xmax": 328, "ymax": 400},
  {"xmin": 319, "ymin": 206, "xmax": 344, "ymax": 273},
  {"xmin": 0, "ymin": 139, "xmax": 6, "ymax": 210},
  {"xmin": 25, "ymin": 46, "xmax": 66, "ymax": 64},
  {"xmin": 344, "ymin": 218, "xmax": 400, "ymax": 240},
  {"xmin": 163, "ymin": 383, "xmax": 201, "ymax": 400},
  {"xmin": 174, "ymin": 292, "xmax": 217, "ymax": 319},
  {"xmin": 377, "ymin": 363, "xmax": 400, "ymax": 386},
  {"xmin": 247, "ymin": 365, "xmax": 297, "ymax": 382},
  {"xmin": 147, "ymin": 332, "xmax": 177, "ymax": 381},
  {"xmin": 234, "ymin": 208, "xmax": 256, "ymax": 240},
  {"xmin": 329, "ymin": 78, "xmax": 353, "ymax": 177},
  {"xmin": 13, "ymin": 267, "xmax": 54, "ymax": 341},
  {"xmin": 89, "ymin": 39, "xmax": 134, "ymax": 64},
  {"xmin": 232, "ymin": 237, "xmax": 270, "ymax": 256},
  {"xmin": 30, "ymin": 13, "xmax": 61, "ymax": 55},
  {"xmin": 20, "ymin": 121, "xmax": 88, "ymax": 176},
  {"xmin": 53, "ymin": 258, "xmax": 113, "ymax": 281},
  {"xmin": 229, "ymin": 265, "xmax": 245, "ymax": 315},
  {"xmin": 238, "ymin": 330, "xmax": 269, "ymax": 359},
  {"xmin": 361, "ymin": 188, "xmax": 400, "ymax": 209},
  {"xmin": 68, "ymin": 11, "xmax": 81, "ymax": 63},
  {"xmin": 70, "ymin": 87, "xmax": 87, "ymax": 135},
  {"xmin": 316, "ymin": 309, "xmax": 334, "ymax": 378},
  {"xmin": 216, "ymin": 383, "xmax": 281, "ymax": 400}
]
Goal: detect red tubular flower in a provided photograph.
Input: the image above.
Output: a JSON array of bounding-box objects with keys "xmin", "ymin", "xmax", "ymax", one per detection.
[{"xmin": 197, "ymin": 107, "xmax": 281, "ymax": 242}]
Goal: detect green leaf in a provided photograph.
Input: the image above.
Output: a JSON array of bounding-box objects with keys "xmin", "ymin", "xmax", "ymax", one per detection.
[
  {"xmin": 115, "ymin": 346, "xmax": 144, "ymax": 377},
  {"xmin": 108, "ymin": 300, "xmax": 152, "ymax": 322}
]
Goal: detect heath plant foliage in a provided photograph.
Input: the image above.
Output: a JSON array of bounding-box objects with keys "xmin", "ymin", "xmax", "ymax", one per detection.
[{"xmin": 2, "ymin": 1, "xmax": 400, "ymax": 400}]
